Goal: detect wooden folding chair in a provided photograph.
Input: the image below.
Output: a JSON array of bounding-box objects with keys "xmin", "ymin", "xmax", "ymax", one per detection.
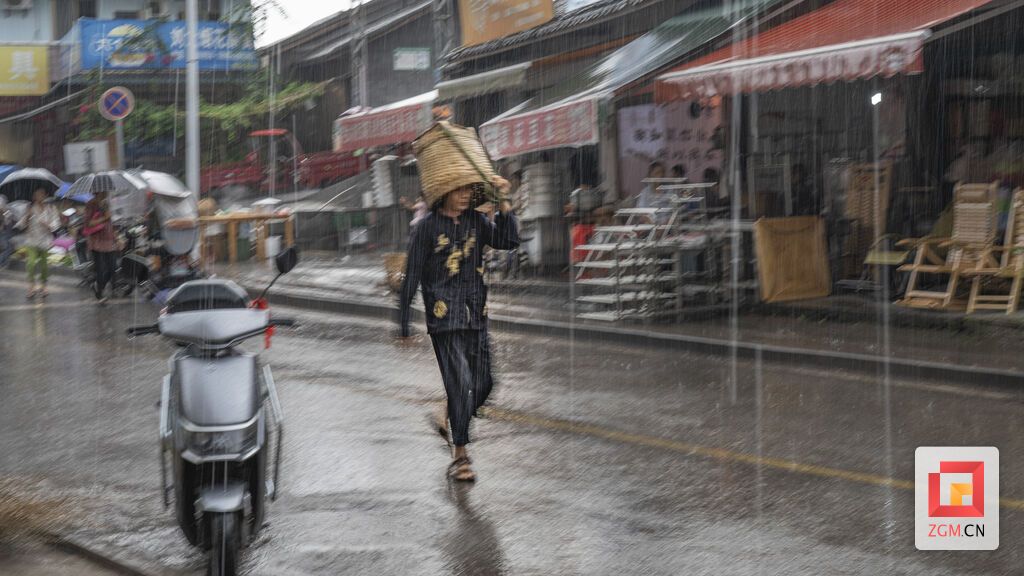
[
  {"xmin": 897, "ymin": 182, "xmax": 999, "ymax": 309},
  {"xmin": 965, "ymin": 189, "xmax": 1024, "ymax": 314},
  {"xmin": 844, "ymin": 162, "xmax": 893, "ymax": 278}
]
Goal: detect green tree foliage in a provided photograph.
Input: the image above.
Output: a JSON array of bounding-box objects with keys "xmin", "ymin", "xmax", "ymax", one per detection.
[
  {"xmin": 71, "ymin": 81, "xmax": 327, "ymax": 154},
  {"xmin": 70, "ymin": 0, "xmax": 304, "ymax": 161}
]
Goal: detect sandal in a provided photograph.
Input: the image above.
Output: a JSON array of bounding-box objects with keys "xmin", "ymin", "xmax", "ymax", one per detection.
[{"xmin": 447, "ymin": 457, "xmax": 476, "ymax": 482}]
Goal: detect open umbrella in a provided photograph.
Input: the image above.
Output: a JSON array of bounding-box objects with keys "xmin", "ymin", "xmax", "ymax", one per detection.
[
  {"xmin": 0, "ymin": 165, "xmax": 20, "ymax": 184},
  {"xmin": 66, "ymin": 170, "xmax": 148, "ymax": 221},
  {"xmin": 135, "ymin": 170, "xmax": 200, "ymax": 256},
  {"xmin": 0, "ymin": 167, "xmax": 65, "ymax": 203},
  {"xmin": 54, "ymin": 182, "xmax": 92, "ymax": 204}
]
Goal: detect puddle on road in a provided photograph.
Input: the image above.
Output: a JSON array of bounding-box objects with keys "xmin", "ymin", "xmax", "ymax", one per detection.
[{"xmin": 0, "ymin": 478, "xmax": 76, "ymax": 540}]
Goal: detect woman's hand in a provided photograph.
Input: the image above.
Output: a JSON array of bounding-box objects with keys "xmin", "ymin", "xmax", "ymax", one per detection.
[
  {"xmin": 485, "ymin": 176, "xmax": 513, "ymax": 215},
  {"xmin": 491, "ymin": 175, "xmax": 512, "ymax": 197}
]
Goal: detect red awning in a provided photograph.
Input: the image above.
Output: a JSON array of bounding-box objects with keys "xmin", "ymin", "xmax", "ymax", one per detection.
[
  {"xmin": 332, "ymin": 91, "xmax": 436, "ymax": 153},
  {"xmin": 656, "ymin": 0, "xmax": 994, "ymax": 102},
  {"xmin": 479, "ymin": 98, "xmax": 600, "ymax": 160}
]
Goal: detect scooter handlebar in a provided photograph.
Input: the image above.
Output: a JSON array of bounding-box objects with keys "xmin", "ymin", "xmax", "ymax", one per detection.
[{"xmin": 126, "ymin": 324, "xmax": 160, "ymax": 337}]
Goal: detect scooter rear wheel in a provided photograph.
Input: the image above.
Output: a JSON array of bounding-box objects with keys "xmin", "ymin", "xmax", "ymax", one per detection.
[{"xmin": 208, "ymin": 511, "xmax": 240, "ymax": 576}]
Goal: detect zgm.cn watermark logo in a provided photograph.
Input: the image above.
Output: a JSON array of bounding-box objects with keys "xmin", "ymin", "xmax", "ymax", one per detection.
[{"xmin": 916, "ymin": 447, "xmax": 998, "ymax": 550}]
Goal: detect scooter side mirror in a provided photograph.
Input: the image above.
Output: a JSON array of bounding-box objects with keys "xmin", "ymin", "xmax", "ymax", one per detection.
[{"xmin": 274, "ymin": 246, "xmax": 298, "ymax": 275}]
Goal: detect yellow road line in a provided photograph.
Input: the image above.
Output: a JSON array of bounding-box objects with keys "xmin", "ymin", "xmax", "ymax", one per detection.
[
  {"xmin": 483, "ymin": 406, "xmax": 1024, "ymax": 512},
  {"xmin": 293, "ymin": 379, "xmax": 1024, "ymax": 512}
]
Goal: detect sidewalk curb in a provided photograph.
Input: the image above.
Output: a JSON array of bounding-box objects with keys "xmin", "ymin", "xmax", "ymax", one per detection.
[
  {"xmin": 252, "ymin": 284, "xmax": 1024, "ymax": 388},
  {"xmin": 48, "ymin": 534, "xmax": 164, "ymax": 576}
]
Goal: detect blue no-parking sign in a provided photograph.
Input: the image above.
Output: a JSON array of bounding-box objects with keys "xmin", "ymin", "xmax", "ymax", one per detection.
[{"xmin": 99, "ymin": 86, "xmax": 135, "ymax": 122}]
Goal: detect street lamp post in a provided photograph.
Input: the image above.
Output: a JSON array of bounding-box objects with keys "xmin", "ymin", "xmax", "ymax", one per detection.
[{"xmin": 185, "ymin": 0, "xmax": 200, "ymax": 195}]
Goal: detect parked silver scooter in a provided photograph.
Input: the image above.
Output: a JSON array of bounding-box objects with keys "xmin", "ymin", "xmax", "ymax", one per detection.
[{"xmin": 128, "ymin": 247, "xmax": 299, "ymax": 576}]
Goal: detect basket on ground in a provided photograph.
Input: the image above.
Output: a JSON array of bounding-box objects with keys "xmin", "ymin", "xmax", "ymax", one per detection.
[{"xmin": 384, "ymin": 252, "xmax": 407, "ymax": 292}]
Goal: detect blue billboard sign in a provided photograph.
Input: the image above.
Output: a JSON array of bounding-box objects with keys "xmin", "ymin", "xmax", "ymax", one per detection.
[{"xmin": 74, "ymin": 18, "xmax": 257, "ymax": 71}]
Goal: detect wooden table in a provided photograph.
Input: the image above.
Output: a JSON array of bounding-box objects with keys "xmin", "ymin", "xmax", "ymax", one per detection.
[{"xmin": 198, "ymin": 213, "xmax": 295, "ymax": 267}]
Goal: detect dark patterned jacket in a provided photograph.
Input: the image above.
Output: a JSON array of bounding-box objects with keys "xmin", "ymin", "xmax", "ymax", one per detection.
[{"xmin": 399, "ymin": 209, "xmax": 519, "ymax": 336}]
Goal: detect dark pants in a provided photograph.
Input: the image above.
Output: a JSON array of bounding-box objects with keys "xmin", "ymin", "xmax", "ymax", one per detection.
[
  {"xmin": 430, "ymin": 329, "xmax": 494, "ymax": 447},
  {"xmin": 93, "ymin": 250, "xmax": 118, "ymax": 299}
]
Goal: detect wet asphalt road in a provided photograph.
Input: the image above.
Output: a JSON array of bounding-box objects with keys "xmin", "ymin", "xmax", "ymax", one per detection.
[
  {"xmin": 1, "ymin": 270, "xmax": 1024, "ymax": 575},
  {"xmin": 0, "ymin": 541, "xmax": 122, "ymax": 576}
]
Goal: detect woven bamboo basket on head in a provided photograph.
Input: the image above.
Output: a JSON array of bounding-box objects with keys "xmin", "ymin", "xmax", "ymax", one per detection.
[{"xmin": 413, "ymin": 121, "xmax": 499, "ymax": 208}]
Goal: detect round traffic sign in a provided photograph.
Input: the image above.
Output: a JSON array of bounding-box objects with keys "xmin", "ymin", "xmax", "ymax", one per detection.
[{"xmin": 99, "ymin": 86, "xmax": 135, "ymax": 122}]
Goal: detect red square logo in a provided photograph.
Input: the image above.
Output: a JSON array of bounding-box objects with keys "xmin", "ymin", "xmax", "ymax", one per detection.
[{"xmin": 928, "ymin": 461, "xmax": 984, "ymax": 518}]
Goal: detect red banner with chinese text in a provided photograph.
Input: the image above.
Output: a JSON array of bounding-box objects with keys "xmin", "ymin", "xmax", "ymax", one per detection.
[
  {"xmin": 333, "ymin": 101, "xmax": 434, "ymax": 153},
  {"xmin": 479, "ymin": 98, "xmax": 600, "ymax": 160}
]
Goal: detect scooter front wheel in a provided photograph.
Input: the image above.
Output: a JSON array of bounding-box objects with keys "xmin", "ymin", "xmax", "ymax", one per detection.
[{"xmin": 208, "ymin": 511, "xmax": 240, "ymax": 576}]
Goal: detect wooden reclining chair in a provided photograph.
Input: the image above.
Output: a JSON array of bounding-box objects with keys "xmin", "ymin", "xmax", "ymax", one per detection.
[
  {"xmin": 965, "ymin": 188, "xmax": 1024, "ymax": 314},
  {"xmin": 897, "ymin": 182, "xmax": 999, "ymax": 309}
]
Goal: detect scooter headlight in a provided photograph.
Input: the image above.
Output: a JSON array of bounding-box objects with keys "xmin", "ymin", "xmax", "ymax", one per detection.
[{"xmin": 182, "ymin": 417, "xmax": 261, "ymax": 461}]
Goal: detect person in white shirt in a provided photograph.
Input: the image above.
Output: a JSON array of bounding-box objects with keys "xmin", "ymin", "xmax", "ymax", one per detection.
[{"xmin": 16, "ymin": 188, "xmax": 60, "ymax": 298}]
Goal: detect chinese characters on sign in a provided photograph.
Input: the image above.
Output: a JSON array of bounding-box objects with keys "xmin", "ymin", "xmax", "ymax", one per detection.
[
  {"xmin": 658, "ymin": 35, "xmax": 925, "ymax": 101},
  {"xmin": 73, "ymin": 19, "xmax": 257, "ymax": 72},
  {"xmin": 479, "ymin": 99, "xmax": 599, "ymax": 160},
  {"xmin": 394, "ymin": 48, "xmax": 432, "ymax": 71},
  {"xmin": 333, "ymin": 102, "xmax": 434, "ymax": 153},
  {"xmin": 458, "ymin": 0, "xmax": 554, "ymax": 47},
  {"xmin": 617, "ymin": 102, "xmax": 724, "ymax": 200},
  {"xmin": 0, "ymin": 46, "xmax": 48, "ymax": 96}
]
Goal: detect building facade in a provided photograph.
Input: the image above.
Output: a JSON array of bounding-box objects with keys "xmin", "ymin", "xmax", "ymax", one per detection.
[{"xmin": 0, "ymin": 0, "xmax": 253, "ymax": 174}]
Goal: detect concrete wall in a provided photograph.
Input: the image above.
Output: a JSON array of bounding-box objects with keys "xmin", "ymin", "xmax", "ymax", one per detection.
[
  {"xmin": 366, "ymin": 13, "xmax": 435, "ymax": 108},
  {"xmin": 0, "ymin": 0, "xmax": 227, "ymax": 43},
  {"xmin": 0, "ymin": 1, "xmax": 54, "ymax": 42},
  {"xmin": 0, "ymin": 123, "xmax": 35, "ymax": 164},
  {"xmin": 97, "ymin": 0, "xmax": 225, "ymax": 20}
]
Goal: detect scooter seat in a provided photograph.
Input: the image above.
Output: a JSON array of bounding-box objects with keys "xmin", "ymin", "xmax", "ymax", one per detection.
[{"xmin": 159, "ymin": 309, "xmax": 269, "ymax": 347}]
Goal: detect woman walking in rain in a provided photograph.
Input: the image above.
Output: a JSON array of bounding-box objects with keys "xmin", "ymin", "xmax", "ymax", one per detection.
[
  {"xmin": 17, "ymin": 188, "xmax": 59, "ymax": 297},
  {"xmin": 17, "ymin": 188, "xmax": 60, "ymax": 298},
  {"xmin": 398, "ymin": 123, "xmax": 518, "ymax": 482},
  {"xmin": 84, "ymin": 190, "xmax": 118, "ymax": 304}
]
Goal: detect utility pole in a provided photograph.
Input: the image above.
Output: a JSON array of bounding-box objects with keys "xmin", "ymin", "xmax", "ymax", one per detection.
[
  {"xmin": 269, "ymin": 44, "xmax": 278, "ymax": 198},
  {"xmin": 432, "ymin": 0, "xmax": 455, "ymax": 83},
  {"xmin": 350, "ymin": 0, "xmax": 368, "ymax": 107},
  {"xmin": 185, "ymin": 0, "xmax": 200, "ymax": 195}
]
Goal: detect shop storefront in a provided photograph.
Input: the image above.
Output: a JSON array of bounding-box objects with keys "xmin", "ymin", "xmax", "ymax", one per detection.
[
  {"xmin": 0, "ymin": 45, "xmax": 50, "ymax": 168},
  {"xmin": 653, "ymin": 0, "xmax": 1010, "ymax": 302},
  {"xmin": 474, "ymin": 1, "xmax": 786, "ymax": 270}
]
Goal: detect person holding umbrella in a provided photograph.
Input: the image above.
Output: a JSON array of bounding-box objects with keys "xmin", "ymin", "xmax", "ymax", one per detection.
[
  {"xmin": 16, "ymin": 188, "xmax": 60, "ymax": 298},
  {"xmin": 83, "ymin": 189, "xmax": 118, "ymax": 304}
]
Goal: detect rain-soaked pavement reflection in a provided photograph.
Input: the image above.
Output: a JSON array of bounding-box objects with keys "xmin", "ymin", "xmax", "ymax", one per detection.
[{"xmin": 1, "ymin": 271, "xmax": 1023, "ymax": 575}]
